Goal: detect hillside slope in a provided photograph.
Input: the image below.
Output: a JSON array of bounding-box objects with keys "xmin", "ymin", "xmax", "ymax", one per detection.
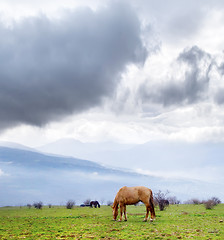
[{"xmin": 0, "ymin": 146, "xmax": 223, "ymax": 206}]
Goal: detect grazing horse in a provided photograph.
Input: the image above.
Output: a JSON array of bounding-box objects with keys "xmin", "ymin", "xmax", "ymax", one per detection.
[
  {"xmin": 112, "ymin": 186, "xmax": 156, "ymax": 222},
  {"xmin": 90, "ymin": 201, "xmax": 100, "ymax": 208}
]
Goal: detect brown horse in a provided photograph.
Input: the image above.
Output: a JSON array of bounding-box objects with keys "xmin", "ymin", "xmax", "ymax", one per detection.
[{"xmin": 112, "ymin": 186, "xmax": 156, "ymax": 222}]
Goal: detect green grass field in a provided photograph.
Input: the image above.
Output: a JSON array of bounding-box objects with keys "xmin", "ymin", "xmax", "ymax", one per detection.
[{"xmin": 0, "ymin": 204, "xmax": 223, "ymax": 239}]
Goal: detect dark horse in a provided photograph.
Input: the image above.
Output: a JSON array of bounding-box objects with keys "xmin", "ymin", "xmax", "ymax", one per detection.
[
  {"xmin": 112, "ymin": 186, "xmax": 156, "ymax": 222},
  {"xmin": 90, "ymin": 201, "xmax": 100, "ymax": 208}
]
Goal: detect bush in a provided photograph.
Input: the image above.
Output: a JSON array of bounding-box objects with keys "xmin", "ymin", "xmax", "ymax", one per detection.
[
  {"xmin": 184, "ymin": 198, "xmax": 202, "ymax": 204},
  {"xmin": 33, "ymin": 201, "xmax": 43, "ymax": 209},
  {"xmin": 27, "ymin": 204, "xmax": 32, "ymax": 209},
  {"xmin": 204, "ymin": 197, "xmax": 221, "ymax": 209},
  {"xmin": 154, "ymin": 190, "xmax": 169, "ymax": 211},
  {"xmin": 66, "ymin": 200, "xmax": 75, "ymax": 209},
  {"xmin": 211, "ymin": 197, "xmax": 221, "ymax": 205},
  {"xmin": 83, "ymin": 199, "xmax": 91, "ymax": 205},
  {"xmin": 167, "ymin": 196, "xmax": 181, "ymax": 205},
  {"xmin": 204, "ymin": 200, "xmax": 215, "ymax": 209},
  {"xmin": 192, "ymin": 198, "xmax": 201, "ymax": 205}
]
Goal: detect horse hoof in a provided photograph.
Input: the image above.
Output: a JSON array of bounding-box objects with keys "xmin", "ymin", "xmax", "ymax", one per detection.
[
  {"xmin": 124, "ymin": 219, "xmax": 127, "ymax": 222},
  {"xmin": 150, "ymin": 218, "xmax": 153, "ymax": 222},
  {"xmin": 143, "ymin": 219, "xmax": 147, "ymax": 222}
]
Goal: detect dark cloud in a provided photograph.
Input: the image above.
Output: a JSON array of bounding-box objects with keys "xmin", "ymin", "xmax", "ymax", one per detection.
[
  {"xmin": 132, "ymin": 0, "xmax": 209, "ymax": 45},
  {"xmin": 138, "ymin": 46, "xmax": 213, "ymax": 107},
  {"xmin": 0, "ymin": 2, "xmax": 147, "ymax": 130},
  {"xmin": 214, "ymin": 60, "xmax": 224, "ymax": 105},
  {"xmin": 215, "ymin": 89, "xmax": 224, "ymax": 104}
]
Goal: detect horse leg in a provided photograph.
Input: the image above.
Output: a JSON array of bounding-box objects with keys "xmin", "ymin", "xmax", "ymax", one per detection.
[
  {"xmin": 119, "ymin": 204, "xmax": 124, "ymax": 221},
  {"xmin": 143, "ymin": 204, "xmax": 150, "ymax": 222},
  {"xmin": 149, "ymin": 205, "xmax": 155, "ymax": 222},
  {"xmin": 144, "ymin": 204, "xmax": 154, "ymax": 222},
  {"xmin": 124, "ymin": 205, "xmax": 127, "ymax": 221}
]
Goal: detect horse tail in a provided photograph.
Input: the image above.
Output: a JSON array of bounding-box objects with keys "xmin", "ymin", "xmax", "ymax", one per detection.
[{"xmin": 149, "ymin": 191, "xmax": 156, "ymax": 218}]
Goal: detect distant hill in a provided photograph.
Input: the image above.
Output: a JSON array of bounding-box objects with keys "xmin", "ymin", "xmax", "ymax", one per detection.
[
  {"xmin": 0, "ymin": 145, "xmax": 223, "ymax": 206},
  {"xmin": 38, "ymin": 139, "xmax": 224, "ymax": 182},
  {"xmin": 0, "ymin": 146, "xmax": 158, "ymax": 206},
  {"xmin": 38, "ymin": 138, "xmax": 135, "ymax": 161},
  {"xmin": 0, "ymin": 146, "xmax": 105, "ymax": 171},
  {"xmin": 0, "ymin": 141, "xmax": 35, "ymax": 151}
]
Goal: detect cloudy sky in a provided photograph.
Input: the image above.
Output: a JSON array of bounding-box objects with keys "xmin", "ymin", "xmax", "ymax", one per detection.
[{"xmin": 1, "ymin": 0, "xmax": 224, "ymax": 147}]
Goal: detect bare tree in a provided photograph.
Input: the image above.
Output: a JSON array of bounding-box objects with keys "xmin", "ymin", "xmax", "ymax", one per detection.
[
  {"xmin": 204, "ymin": 197, "xmax": 221, "ymax": 209},
  {"xmin": 191, "ymin": 198, "xmax": 201, "ymax": 205},
  {"xmin": 27, "ymin": 204, "xmax": 32, "ymax": 209},
  {"xmin": 66, "ymin": 200, "xmax": 75, "ymax": 209},
  {"xmin": 167, "ymin": 196, "xmax": 181, "ymax": 205},
  {"xmin": 83, "ymin": 198, "xmax": 91, "ymax": 205},
  {"xmin": 210, "ymin": 197, "xmax": 221, "ymax": 205},
  {"xmin": 154, "ymin": 190, "xmax": 169, "ymax": 211}
]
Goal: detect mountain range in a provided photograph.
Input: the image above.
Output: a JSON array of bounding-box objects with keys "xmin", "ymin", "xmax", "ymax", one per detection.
[
  {"xmin": 0, "ymin": 140, "xmax": 223, "ymax": 206},
  {"xmin": 38, "ymin": 138, "xmax": 224, "ymax": 183}
]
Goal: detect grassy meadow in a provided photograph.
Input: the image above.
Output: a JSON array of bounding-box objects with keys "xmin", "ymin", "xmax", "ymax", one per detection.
[{"xmin": 0, "ymin": 204, "xmax": 223, "ymax": 239}]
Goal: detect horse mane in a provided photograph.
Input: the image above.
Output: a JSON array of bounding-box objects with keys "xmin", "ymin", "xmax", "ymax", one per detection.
[{"xmin": 112, "ymin": 196, "xmax": 119, "ymax": 208}]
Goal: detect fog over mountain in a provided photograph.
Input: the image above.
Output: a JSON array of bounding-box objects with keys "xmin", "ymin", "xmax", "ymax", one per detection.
[
  {"xmin": 38, "ymin": 138, "xmax": 224, "ymax": 184},
  {"xmin": 1, "ymin": 141, "xmax": 223, "ymax": 206}
]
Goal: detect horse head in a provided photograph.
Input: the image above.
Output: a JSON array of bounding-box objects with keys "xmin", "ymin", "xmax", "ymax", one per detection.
[{"xmin": 112, "ymin": 203, "xmax": 119, "ymax": 220}]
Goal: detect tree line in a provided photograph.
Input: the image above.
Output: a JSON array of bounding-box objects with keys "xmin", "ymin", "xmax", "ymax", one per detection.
[{"xmin": 26, "ymin": 190, "xmax": 221, "ymax": 211}]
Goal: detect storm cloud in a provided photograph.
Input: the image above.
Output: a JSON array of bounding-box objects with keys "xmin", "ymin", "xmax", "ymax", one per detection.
[
  {"xmin": 0, "ymin": 2, "xmax": 147, "ymax": 130},
  {"xmin": 138, "ymin": 46, "xmax": 214, "ymax": 107}
]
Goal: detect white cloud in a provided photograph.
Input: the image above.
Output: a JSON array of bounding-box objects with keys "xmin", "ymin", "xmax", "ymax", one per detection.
[
  {"xmin": 1, "ymin": 0, "xmax": 224, "ymax": 147},
  {"xmin": 2, "ymin": 100, "xmax": 224, "ymax": 146},
  {"xmin": 0, "ymin": 0, "xmax": 103, "ymax": 23},
  {"xmin": 0, "ymin": 169, "xmax": 9, "ymax": 177}
]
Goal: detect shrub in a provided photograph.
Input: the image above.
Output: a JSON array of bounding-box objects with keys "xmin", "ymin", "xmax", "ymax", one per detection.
[
  {"xmin": 192, "ymin": 198, "xmax": 201, "ymax": 205},
  {"xmin": 154, "ymin": 190, "xmax": 169, "ymax": 211},
  {"xmin": 27, "ymin": 204, "xmax": 32, "ymax": 209},
  {"xmin": 167, "ymin": 196, "xmax": 181, "ymax": 205},
  {"xmin": 204, "ymin": 200, "xmax": 215, "ymax": 209},
  {"xmin": 83, "ymin": 199, "xmax": 91, "ymax": 205},
  {"xmin": 66, "ymin": 200, "xmax": 75, "ymax": 209},
  {"xmin": 184, "ymin": 198, "xmax": 202, "ymax": 204},
  {"xmin": 33, "ymin": 201, "xmax": 43, "ymax": 209},
  {"xmin": 204, "ymin": 197, "xmax": 221, "ymax": 209},
  {"xmin": 211, "ymin": 197, "xmax": 221, "ymax": 205}
]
